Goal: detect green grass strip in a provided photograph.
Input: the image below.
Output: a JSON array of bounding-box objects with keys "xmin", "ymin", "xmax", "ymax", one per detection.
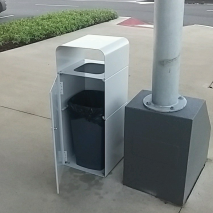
[{"xmin": 0, "ymin": 9, "xmax": 118, "ymax": 46}]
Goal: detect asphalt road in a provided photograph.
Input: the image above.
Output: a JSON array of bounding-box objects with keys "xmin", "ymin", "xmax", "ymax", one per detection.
[{"xmin": 0, "ymin": 0, "xmax": 213, "ymax": 26}]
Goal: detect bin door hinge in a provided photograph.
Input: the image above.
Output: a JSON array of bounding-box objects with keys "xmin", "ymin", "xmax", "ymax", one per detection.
[
  {"xmin": 63, "ymin": 151, "xmax": 68, "ymax": 162},
  {"xmin": 51, "ymin": 126, "xmax": 58, "ymax": 130},
  {"xmin": 60, "ymin": 82, "xmax": 63, "ymax": 95}
]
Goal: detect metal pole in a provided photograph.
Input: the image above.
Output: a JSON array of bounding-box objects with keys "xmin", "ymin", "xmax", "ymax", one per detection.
[{"xmin": 143, "ymin": 0, "xmax": 187, "ymax": 112}]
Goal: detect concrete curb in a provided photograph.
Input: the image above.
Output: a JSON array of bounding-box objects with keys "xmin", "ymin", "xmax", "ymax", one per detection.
[{"xmin": 185, "ymin": 0, "xmax": 213, "ymax": 3}]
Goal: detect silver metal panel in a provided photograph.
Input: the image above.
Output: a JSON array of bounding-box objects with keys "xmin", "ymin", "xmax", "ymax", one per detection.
[
  {"xmin": 60, "ymin": 75, "xmax": 85, "ymax": 110},
  {"xmin": 105, "ymin": 106, "xmax": 125, "ymax": 176},
  {"xmin": 61, "ymin": 109, "xmax": 73, "ymax": 163},
  {"xmin": 57, "ymin": 35, "xmax": 129, "ymax": 80},
  {"xmin": 56, "ymin": 47, "xmax": 84, "ymax": 72},
  {"xmin": 105, "ymin": 43, "xmax": 129, "ymax": 79},
  {"xmin": 84, "ymin": 49, "xmax": 104, "ymax": 61},
  {"xmin": 50, "ymin": 78, "xmax": 64, "ymax": 194},
  {"xmin": 59, "ymin": 75, "xmax": 85, "ymax": 163},
  {"xmin": 56, "ymin": 76, "xmax": 65, "ymax": 164},
  {"xmin": 62, "ymin": 35, "xmax": 124, "ymax": 52},
  {"xmin": 105, "ymin": 67, "xmax": 128, "ymax": 119}
]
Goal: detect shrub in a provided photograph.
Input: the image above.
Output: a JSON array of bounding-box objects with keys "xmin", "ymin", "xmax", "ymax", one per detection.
[{"xmin": 0, "ymin": 9, "xmax": 118, "ymax": 47}]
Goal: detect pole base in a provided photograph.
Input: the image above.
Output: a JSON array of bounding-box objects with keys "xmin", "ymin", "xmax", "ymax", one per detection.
[
  {"xmin": 124, "ymin": 90, "xmax": 211, "ymax": 206},
  {"xmin": 143, "ymin": 94, "xmax": 187, "ymax": 113}
]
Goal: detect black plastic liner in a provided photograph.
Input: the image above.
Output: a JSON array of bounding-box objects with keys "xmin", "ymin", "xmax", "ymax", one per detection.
[{"xmin": 68, "ymin": 90, "xmax": 105, "ymax": 170}]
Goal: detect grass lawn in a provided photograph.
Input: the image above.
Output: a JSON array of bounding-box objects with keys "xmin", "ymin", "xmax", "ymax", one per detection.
[{"xmin": 0, "ymin": 9, "xmax": 118, "ymax": 52}]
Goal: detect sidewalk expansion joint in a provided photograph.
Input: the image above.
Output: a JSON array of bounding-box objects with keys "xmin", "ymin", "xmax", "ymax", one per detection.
[
  {"xmin": 0, "ymin": 105, "xmax": 50, "ymax": 120},
  {"xmin": 178, "ymin": 207, "xmax": 183, "ymax": 213}
]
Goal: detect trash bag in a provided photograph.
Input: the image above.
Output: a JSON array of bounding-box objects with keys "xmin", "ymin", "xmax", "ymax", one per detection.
[
  {"xmin": 68, "ymin": 90, "xmax": 104, "ymax": 126},
  {"xmin": 68, "ymin": 90, "xmax": 105, "ymax": 170}
]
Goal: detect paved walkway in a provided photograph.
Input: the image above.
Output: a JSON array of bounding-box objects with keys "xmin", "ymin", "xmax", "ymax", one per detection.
[{"xmin": 0, "ymin": 18, "xmax": 212, "ymax": 213}]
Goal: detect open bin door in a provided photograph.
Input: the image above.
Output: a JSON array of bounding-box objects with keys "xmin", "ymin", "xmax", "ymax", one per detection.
[{"xmin": 50, "ymin": 77, "xmax": 64, "ymax": 194}]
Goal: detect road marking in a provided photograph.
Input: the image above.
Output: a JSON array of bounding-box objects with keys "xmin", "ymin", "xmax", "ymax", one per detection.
[
  {"xmin": 70, "ymin": 0, "xmax": 154, "ymax": 3},
  {"xmin": 0, "ymin": 15, "xmax": 14, "ymax": 19},
  {"xmin": 136, "ymin": 24, "xmax": 154, "ymax": 28},
  {"xmin": 118, "ymin": 17, "xmax": 154, "ymax": 28},
  {"xmin": 35, "ymin": 4, "xmax": 79, "ymax": 7},
  {"xmin": 127, "ymin": 1, "xmax": 154, "ymax": 4},
  {"xmin": 137, "ymin": 2, "xmax": 154, "ymax": 4},
  {"xmin": 207, "ymin": 10, "xmax": 213, "ymax": 12}
]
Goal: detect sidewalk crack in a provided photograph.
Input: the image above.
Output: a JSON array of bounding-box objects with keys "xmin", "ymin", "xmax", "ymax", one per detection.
[{"xmin": 0, "ymin": 105, "xmax": 50, "ymax": 120}]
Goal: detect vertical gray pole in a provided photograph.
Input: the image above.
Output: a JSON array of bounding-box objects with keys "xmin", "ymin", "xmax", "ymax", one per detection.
[{"xmin": 143, "ymin": 0, "xmax": 187, "ymax": 112}]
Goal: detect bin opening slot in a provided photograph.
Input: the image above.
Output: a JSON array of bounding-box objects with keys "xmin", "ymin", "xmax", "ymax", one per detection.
[{"xmin": 74, "ymin": 63, "xmax": 104, "ymax": 74}]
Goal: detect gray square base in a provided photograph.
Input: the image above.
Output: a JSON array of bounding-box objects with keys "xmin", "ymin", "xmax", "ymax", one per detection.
[{"xmin": 123, "ymin": 90, "xmax": 211, "ymax": 206}]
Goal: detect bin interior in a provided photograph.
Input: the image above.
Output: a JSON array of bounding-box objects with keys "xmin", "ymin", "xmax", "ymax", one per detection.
[
  {"xmin": 74, "ymin": 63, "xmax": 104, "ymax": 74},
  {"xmin": 60, "ymin": 74, "xmax": 105, "ymax": 176}
]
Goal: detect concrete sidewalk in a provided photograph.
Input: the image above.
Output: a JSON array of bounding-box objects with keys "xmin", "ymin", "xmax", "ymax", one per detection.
[{"xmin": 0, "ymin": 18, "xmax": 212, "ymax": 213}]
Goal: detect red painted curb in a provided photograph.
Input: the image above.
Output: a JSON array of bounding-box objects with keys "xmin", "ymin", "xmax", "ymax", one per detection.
[{"xmin": 118, "ymin": 18, "xmax": 153, "ymax": 28}]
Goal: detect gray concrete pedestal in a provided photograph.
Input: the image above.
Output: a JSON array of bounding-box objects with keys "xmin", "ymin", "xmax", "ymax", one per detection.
[{"xmin": 123, "ymin": 90, "xmax": 211, "ymax": 206}]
